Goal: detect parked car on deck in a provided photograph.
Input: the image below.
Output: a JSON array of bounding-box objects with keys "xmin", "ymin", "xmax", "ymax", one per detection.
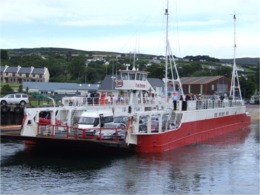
[
  {"xmin": 95, "ymin": 123, "xmax": 127, "ymax": 140},
  {"xmin": 113, "ymin": 115, "xmax": 128, "ymax": 128}
]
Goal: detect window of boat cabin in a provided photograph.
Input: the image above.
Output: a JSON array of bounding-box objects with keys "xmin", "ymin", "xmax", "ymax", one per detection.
[
  {"xmin": 139, "ymin": 73, "xmax": 143, "ymax": 81},
  {"xmin": 142, "ymin": 74, "xmax": 147, "ymax": 81},
  {"xmin": 137, "ymin": 73, "xmax": 145, "ymax": 80},
  {"xmin": 129, "ymin": 72, "xmax": 135, "ymax": 80},
  {"xmin": 122, "ymin": 72, "xmax": 128, "ymax": 80},
  {"xmin": 136, "ymin": 73, "xmax": 140, "ymax": 80}
]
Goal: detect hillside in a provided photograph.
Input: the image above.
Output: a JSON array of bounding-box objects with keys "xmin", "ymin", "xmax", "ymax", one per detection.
[
  {"xmin": 5, "ymin": 47, "xmax": 120, "ymax": 56},
  {"xmin": 1, "ymin": 47, "xmax": 258, "ymax": 98},
  {"xmin": 3, "ymin": 47, "xmax": 258, "ymax": 66},
  {"xmin": 4, "ymin": 47, "xmax": 156, "ymax": 59},
  {"xmin": 220, "ymin": 58, "xmax": 259, "ymax": 66}
]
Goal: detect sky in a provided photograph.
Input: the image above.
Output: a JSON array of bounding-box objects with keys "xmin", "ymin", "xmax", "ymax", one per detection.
[{"xmin": 0, "ymin": 0, "xmax": 259, "ymax": 58}]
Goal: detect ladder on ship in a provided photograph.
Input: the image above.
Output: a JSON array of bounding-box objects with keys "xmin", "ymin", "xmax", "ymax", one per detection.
[
  {"xmin": 166, "ymin": 110, "xmax": 176, "ymax": 130},
  {"xmin": 169, "ymin": 110, "xmax": 176, "ymax": 125}
]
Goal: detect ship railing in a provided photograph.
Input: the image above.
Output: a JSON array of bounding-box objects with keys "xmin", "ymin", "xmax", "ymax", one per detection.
[
  {"xmin": 179, "ymin": 99, "xmax": 244, "ymax": 111},
  {"xmin": 36, "ymin": 123, "xmax": 127, "ymax": 142},
  {"xmin": 75, "ymin": 127, "xmax": 126, "ymax": 141},
  {"xmin": 62, "ymin": 96, "xmax": 163, "ymax": 107},
  {"xmin": 129, "ymin": 110, "xmax": 180, "ymax": 135},
  {"xmin": 37, "ymin": 123, "xmax": 69, "ymax": 137}
]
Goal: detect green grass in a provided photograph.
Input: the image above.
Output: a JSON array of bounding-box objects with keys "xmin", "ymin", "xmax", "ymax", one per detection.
[{"xmin": 0, "ymin": 82, "xmax": 21, "ymax": 88}]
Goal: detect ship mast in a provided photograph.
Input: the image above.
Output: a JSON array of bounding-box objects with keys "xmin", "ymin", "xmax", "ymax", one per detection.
[
  {"xmin": 229, "ymin": 13, "xmax": 242, "ymax": 101},
  {"xmin": 164, "ymin": 0, "xmax": 169, "ymax": 103},
  {"xmin": 164, "ymin": 0, "xmax": 184, "ymax": 104}
]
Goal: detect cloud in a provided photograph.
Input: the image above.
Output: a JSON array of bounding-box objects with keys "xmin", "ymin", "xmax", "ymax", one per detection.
[
  {"xmin": 59, "ymin": 18, "xmax": 129, "ymax": 27},
  {"xmin": 1, "ymin": 0, "xmax": 259, "ymax": 58}
]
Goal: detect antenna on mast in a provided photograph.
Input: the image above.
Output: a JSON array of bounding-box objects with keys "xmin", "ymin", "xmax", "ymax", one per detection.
[{"xmin": 229, "ymin": 12, "xmax": 242, "ymax": 101}]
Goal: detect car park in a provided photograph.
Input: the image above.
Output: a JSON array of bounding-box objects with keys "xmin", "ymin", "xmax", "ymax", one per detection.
[{"xmin": 0, "ymin": 93, "xmax": 29, "ymax": 106}]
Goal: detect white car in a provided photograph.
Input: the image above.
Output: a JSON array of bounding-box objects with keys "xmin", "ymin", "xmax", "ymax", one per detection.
[
  {"xmin": 0, "ymin": 93, "xmax": 29, "ymax": 106},
  {"xmin": 95, "ymin": 123, "xmax": 127, "ymax": 140}
]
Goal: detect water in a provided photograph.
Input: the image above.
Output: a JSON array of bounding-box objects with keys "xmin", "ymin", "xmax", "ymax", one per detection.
[{"xmin": 1, "ymin": 122, "xmax": 259, "ymax": 195}]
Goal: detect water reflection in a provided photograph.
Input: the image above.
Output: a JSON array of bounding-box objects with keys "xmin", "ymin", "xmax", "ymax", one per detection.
[
  {"xmin": 1, "ymin": 126, "xmax": 259, "ymax": 195},
  {"xmin": 133, "ymin": 128, "xmax": 253, "ymax": 194},
  {"xmin": 252, "ymin": 123, "xmax": 260, "ymax": 143},
  {"xmin": 1, "ymin": 143, "xmax": 131, "ymax": 172}
]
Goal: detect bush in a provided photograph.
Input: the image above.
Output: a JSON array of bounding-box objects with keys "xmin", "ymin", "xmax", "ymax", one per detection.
[{"xmin": 1, "ymin": 84, "xmax": 13, "ymax": 95}]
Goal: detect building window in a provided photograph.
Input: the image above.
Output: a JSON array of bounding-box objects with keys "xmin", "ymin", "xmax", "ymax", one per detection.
[{"xmin": 211, "ymin": 84, "xmax": 214, "ymax": 90}]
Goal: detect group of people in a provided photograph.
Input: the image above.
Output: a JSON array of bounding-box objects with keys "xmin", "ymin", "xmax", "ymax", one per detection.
[{"xmin": 171, "ymin": 92, "xmax": 202, "ymax": 111}]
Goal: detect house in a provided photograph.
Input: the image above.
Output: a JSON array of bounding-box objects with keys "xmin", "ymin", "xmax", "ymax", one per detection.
[
  {"xmin": 0, "ymin": 65, "xmax": 50, "ymax": 83},
  {"xmin": 180, "ymin": 76, "xmax": 230, "ymax": 96}
]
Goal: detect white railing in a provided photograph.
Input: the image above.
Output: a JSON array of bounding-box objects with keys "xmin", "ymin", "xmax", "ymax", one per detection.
[
  {"xmin": 62, "ymin": 96, "xmax": 162, "ymax": 107},
  {"xmin": 175, "ymin": 99, "xmax": 244, "ymax": 111}
]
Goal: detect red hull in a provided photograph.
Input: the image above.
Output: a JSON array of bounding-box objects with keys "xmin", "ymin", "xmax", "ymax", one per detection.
[{"xmin": 135, "ymin": 113, "xmax": 251, "ymax": 153}]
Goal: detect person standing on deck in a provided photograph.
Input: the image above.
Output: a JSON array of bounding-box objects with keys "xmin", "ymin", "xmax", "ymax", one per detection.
[{"xmin": 172, "ymin": 91, "xmax": 178, "ymax": 111}]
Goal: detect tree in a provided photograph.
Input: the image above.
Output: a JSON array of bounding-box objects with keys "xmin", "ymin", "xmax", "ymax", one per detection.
[
  {"xmin": 68, "ymin": 54, "xmax": 86, "ymax": 81},
  {"xmin": 239, "ymin": 76, "xmax": 256, "ymax": 99},
  {"xmin": 145, "ymin": 64, "xmax": 164, "ymax": 79},
  {"xmin": 1, "ymin": 84, "xmax": 13, "ymax": 94},
  {"xmin": 85, "ymin": 67, "xmax": 99, "ymax": 83},
  {"xmin": 214, "ymin": 66, "xmax": 232, "ymax": 78},
  {"xmin": 178, "ymin": 64, "xmax": 201, "ymax": 77},
  {"xmin": 18, "ymin": 85, "xmax": 23, "ymax": 93},
  {"xmin": 192, "ymin": 69, "xmax": 211, "ymax": 76},
  {"xmin": 0, "ymin": 49, "xmax": 9, "ymax": 60}
]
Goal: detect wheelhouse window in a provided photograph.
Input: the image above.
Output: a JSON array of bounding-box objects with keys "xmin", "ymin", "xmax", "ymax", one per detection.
[
  {"xmin": 136, "ymin": 73, "xmax": 141, "ymax": 80},
  {"xmin": 142, "ymin": 74, "xmax": 147, "ymax": 81},
  {"xmin": 122, "ymin": 73, "xmax": 128, "ymax": 80},
  {"xmin": 129, "ymin": 73, "xmax": 135, "ymax": 80}
]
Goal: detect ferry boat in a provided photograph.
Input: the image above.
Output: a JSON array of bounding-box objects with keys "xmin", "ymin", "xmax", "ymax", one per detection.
[{"xmin": 16, "ymin": 6, "xmax": 250, "ymax": 153}]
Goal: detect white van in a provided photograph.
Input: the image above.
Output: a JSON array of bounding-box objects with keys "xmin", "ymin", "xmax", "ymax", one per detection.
[{"xmin": 77, "ymin": 111, "xmax": 113, "ymax": 130}]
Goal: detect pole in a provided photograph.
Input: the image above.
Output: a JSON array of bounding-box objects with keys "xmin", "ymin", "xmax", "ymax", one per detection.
[{"xmin": 164, "ymin": 0, "xmax": 169, "ymax": 102}]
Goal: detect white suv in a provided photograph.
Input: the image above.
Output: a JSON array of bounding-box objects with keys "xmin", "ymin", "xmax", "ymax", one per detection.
[{"xmin": 0, "ymin": 93, "xmax": 29, "ymax": 106}]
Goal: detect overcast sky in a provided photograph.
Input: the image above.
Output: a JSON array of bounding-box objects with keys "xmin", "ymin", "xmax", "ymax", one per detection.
[{"xmin": 1, "ymin": 0, "xmax": 259, "ymax": 58}]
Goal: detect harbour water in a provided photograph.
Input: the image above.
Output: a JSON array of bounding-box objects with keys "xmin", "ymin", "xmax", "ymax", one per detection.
[{"xmin": 1, "ymin": 109, "xmax": 259, "ymax": 194}]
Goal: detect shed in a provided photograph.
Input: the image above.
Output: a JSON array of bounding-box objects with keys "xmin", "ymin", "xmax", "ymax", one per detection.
[
  {"xmin": 23, "ymin": 82, "xmax": 99, "ymax": 96},
  {"xmin": 180, "ymin": 76, "xmax": 230, "ymax": 95}
]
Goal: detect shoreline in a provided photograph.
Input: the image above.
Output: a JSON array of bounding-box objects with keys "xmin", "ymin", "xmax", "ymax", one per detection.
[{"xmin": 245, "ymin": 104, "xmax": 260, "ymax": 122}]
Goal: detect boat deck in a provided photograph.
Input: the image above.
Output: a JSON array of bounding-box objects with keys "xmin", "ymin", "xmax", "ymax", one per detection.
[{"xmin": 0, "ymin": 125, "xmax": 127, "ymax": 149}]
